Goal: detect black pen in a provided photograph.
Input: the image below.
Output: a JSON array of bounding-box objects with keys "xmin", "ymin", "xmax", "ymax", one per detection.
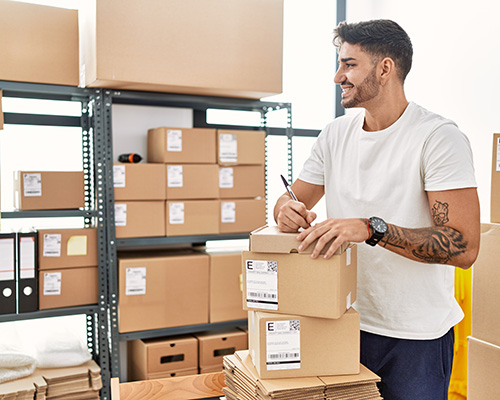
[{"xmin": 280, "ymin": 174, "xmax": 298, "ymax": 201}]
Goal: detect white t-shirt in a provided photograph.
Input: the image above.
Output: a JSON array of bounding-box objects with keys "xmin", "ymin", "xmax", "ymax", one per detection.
[{"xmin": 298, "ymin": 102, "xmax": 477, "ymax": 340}]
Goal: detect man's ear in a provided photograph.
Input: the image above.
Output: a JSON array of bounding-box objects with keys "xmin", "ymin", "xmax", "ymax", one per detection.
[{"xmin": 379, "ymin": 57, "xmax": 396, "ymax": 85}]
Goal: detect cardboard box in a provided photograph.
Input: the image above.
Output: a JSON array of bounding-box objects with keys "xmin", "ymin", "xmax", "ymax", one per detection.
[
  {"xmin": 467, "ymin": 337, "xmax": 500, "ymax": 399},
  {"xmin": 166, "ymin": 200, "xmax": 219, "ymax": 236},
  {"xmin": 207, "ymin": 251, "xmax": 247, "ymax": 323},
  {"xmin": 14, "ymin": 171, "xmax": 84, "ymax": 211},
  {"xmin": 219, "ymin": 199, "xmax": 267, "ymax": 234},
  {"xmin": 147, "ymin": 127, "xmax": 216, "ymax": 164},
  {"xmin": 219, "ymin": 165, "xmax": 265, "ymax": 199},
  {"xmin": 166, "ymin": 164, "xmax": 219, "ymax": 200},
  {"xmin": 471, "ymin": 223, "xmax": 500, "ymax": 347},
  {"xmin": 0, "ymin": 0, "xmax": 78, "ymax": 86},
  {"xmin": 200, "ymin": 365, "xmax": 223, "ymax": 374},
  {"xmin": 249, "ymin": 225, "xmax": 349, "ymax": 255},
  {"xmin": 128, "ymin": 335, "xmax": 198, "ymax": 381},
  {"xmin": 242, "ymin": 246, "xmax": 357, "ymax": 319},
  {"xmin": 118, "ymin": 251, "xmax": 209, "ymax": 333},
  {"xmin": 194, "ymin": 328, "xmax": 248, "ymax": 369},
  {"xmin": 491, "ymin": 133, "xmax": 500, "ymax": 222},
  {"xmin": 142, "ymin": 368, "xmax": 198, "ymax": 380},
  {"xmin": 115, "ymin": 201, "xmax": 165, "ymax": 238},
  {"xmin": 79, "ymin": 0, "xmax": 283, "ymax": 99},
  {"xmin": 39, "ymin": 266, "xmax": 98, "ymax": 310},
  {"xmin": 114, "ymin": 163, "xmax": 166, "ymax": 201},
  {"xmin": 248, "ymin": 308, "xmax": 360, "ymax": 379},
  {"xmin": 38, "ymin": 228, "xmax": 97, "ymax": 270},
  {"xmin": 217, "ymin": 130, "xmax": 266, "ymax": 165}
]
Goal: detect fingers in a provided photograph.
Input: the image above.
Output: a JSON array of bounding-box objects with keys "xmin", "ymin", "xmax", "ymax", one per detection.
[{"xmin": 276, "ymin": 200, "xmax": 312, "ymax": 232}]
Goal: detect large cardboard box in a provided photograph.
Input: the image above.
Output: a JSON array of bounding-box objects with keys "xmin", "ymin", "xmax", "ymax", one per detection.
[
  {"xmin": 118, "ymin": 251, "xmax": 209, "ymax": 333},
  {"xmin": 219, "ymin": 199, "xmax": 267, "ymax": 234},
  {"xmin": 128, "ymin": 335, "xmax": 198, "ymax": 381},
  {"xmin": 166, "ymin": 200, "xmax": 219, "ymax": 236},
  {"xmin": 14, "ymin": 171, "xmax": 84, "ymax": 211},
  {"xmin": 471, "ymin": 223, "xmax": 500, "ymax": 347},
  {"xmin": 242, "ymin": 233, "xmax": 356, "ymax": 319},
  {"xmin": 217, "ymin": 130, "xmax": 266, "ymax": 165},
  {"xmin": 38, "ymin": 228, "xmax": 97, "ymax": 270},
  {"xmin": 0, "ymin": 0, "xmax": 78, "ymax": 86},
  {"xmin": 248, "ymin": 308, "xmax": 360, "ymax": 379},
  {"xmin": 114, "ymin": 163, "xmax": 166, "ymax": 201},
  {"xmin": 114, "ymin": 201, "xmax": 165, "ymax": 238},
  {"xmin": 79, "ymin": 0, "xmax": 282, "ymax": 99},
  {"xmin": 467, "ymin": 337, "xmax": 500, "ymax": 399},
  {"xmin": 166, "ymin": 164, "xmax": 219, "ymax": 200},
  {"xmin": 207, "ymin": 251, "xmax": 247, "ymax": 323},
  {"xmin": 148, "ymin": 127, "xmax": 216, "ymax": 164},
  {"xmin": 39, "ymin": 266, "xmax": 98, "ymax": 310},
  {"xmin": 194, "ymin": 328, "xmax": 248, "ymax": 369},
  {"xmin": 219, "ymin": 165, "xmax": 265, "ymax": 199},
  {"xmin": 491, "ymin": 133, "xmax": 500, "ymax": 222}
]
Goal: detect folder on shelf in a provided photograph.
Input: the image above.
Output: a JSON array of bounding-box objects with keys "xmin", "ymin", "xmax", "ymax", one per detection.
[
  {"xmin": 17, "ymin": 232, "xmax": 38, "ymax": 313},
  {"xmin": 0, "ymin": 233, "xmax": 16, "ymax": 315},
  {"xmin": 0, "ymin": 89, "xmax": 4, "ymax": 130}
]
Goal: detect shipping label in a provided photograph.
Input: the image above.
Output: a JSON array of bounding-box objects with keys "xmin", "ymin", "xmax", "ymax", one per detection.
[
  {"xmin": 221, "ymin": 201, "xmax": 236, "ymax": 223},
  {"xmin": 43, "ymin": 272, "xmax": 61, "ymax": 296},
  {"xmin": 219, "ymin": 167, "xmax": 234, "ymax": 188},
  {"xmin": 113, "ymin": 165, "xmax": 126, "ymax": 188},
  {"xmin": 169, "ymin": 202, "xmax": 185, "ymax": 224},
  {"xmin": 245, "ymin": 259, "xmax": 278, "ymax": 310},
  {"xmin": 23, "ymin": 173, "xmax": 42, "ymax": 197},
  {"xmin": 167, "ymin": 165, "xmax": 183, "ymax": 187},
  {"xmin": 125, "ymin": 267, "xmax": 146, "ymax": 296},
  {"xmin": 219, "ymin": 133, "xmax": 238, "ymax": 163},
  {"xmin": 43, "ymin": 234, "xmax": 62, "ymax": 257},
  {"xmin": 114, "ymin": 204, "xmax": 127, "ymax": 226},
  {"xmin": 167, "ymin": 129, "xmax": 182, "ymax": 152},
  {"xmin": 266, "ymin": 319, "xmax": 301, "ymax": 371}
]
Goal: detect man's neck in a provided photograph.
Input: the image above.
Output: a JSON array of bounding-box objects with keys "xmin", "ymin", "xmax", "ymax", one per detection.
[{"xmin": 363, "ymin": 91, "xmax": 409, "ymax": 132}]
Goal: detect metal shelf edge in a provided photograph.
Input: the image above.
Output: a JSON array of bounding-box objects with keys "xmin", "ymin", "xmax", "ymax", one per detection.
[{"xmin": 0, "ymin": 305, "xmax": 101, "ymax": 323}]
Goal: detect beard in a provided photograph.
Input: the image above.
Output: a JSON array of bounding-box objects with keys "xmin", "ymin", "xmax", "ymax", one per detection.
[{"xmin": 341, "ymin": 68, "xmax": 380, "ymax": 109}]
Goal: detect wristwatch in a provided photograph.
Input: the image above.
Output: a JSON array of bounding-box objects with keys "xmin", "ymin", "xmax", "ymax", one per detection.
[{"xmin": 365, "ymin": 217, "xmax": 388, "ymax": 246}]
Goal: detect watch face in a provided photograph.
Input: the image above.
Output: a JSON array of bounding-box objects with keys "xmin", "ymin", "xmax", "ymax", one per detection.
[{"xmin": 371, "ymin": 217, "xmax": 388, "ymax": 233}]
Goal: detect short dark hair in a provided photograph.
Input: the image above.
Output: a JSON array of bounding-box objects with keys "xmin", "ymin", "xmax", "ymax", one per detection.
[{"xmin": 333, "ymin": 19, "xmax": 413, "ymax": 82}]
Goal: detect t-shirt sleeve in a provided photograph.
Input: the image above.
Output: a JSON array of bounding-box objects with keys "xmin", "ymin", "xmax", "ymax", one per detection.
[
  {"xmin": 422, "ymin": 122, "xmax": 477, "ymax": 191},
  {"xmin": 297, "ymin": 128, "xmax": 327, "ymax": 186}
]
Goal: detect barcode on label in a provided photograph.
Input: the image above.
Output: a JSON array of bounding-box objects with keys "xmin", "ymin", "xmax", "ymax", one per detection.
[
  {"xmin": 248, "ymin": 292, "xmax": 276, "ymax": 299},
  {"xmin": 268, "ymin": 353, "xmax": 300, "ymax": 359}
]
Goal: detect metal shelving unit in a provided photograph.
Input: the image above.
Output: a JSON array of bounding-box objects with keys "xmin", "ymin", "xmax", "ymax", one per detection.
[{"xmin": 0, "ymin": 80, "xmax": 111, "ymax": 400}]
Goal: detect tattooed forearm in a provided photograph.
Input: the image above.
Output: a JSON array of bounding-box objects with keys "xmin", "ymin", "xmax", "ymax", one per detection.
[{"xmin": 382, "ymin": 224, "xmax": 467, "ymax": 264}]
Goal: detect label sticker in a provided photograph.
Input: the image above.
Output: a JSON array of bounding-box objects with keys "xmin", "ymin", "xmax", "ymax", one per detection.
[
  {"xmin": 221, "ymin": 201, "xmax": 236, "ymax": 223},
  {"xmin": 126, "ymin": 267, "xmax": 146, "ymax": 296},
  {"xmin": 19, "ymin": 237, "xmax": 35, "ymax": 279},
  {"xmin": 44, "ymin": 272, "xmax": 62, "ymax": 296},
  {"xmin": 245, "ymin": 259, "xmax": 278, "ymax": 310},
  {"xmin": 167, "ymin": 165, "xmax": 183, "ymax": 187},
  {"xmin": 115, "ymin": 204, "xmax": 127, "ymax": 226},
  {"xmin": 169, "ymin": 202, "xmax": 185, "ymax": 224},
  {"xmin": 167, "ymin": 129, "xmax": 182, "ymax": 152},
  {"xmin": 496, "ymin": 137, "xmax": 500, "ymax": 172},
  {"xmin": 0, "ymin": 239, "xmax": 15, "ymax": 281},
  {"xmin": 23, "ymin": 173, "xmax": 42, "ymax": 197},
  {"xmin": 219, "ymin": 167, "xmax": 234, "ymax": 188},
  {"xmin": 113, "ymin": 165, "xmax": 126, "ymax": 188},
  {"xmin": 43, "ymin": 234, "xmax": 62, "ymax": 257},
  {"xmin": 219, "ymin": 133, "xmax": 237, "ymax": 163},
  {"xmin": 266, "ymin": 320, "xmax": 301, "ymax": 371},
  {"xmin": 346, "ymin": 247, "xmax": 351, "ymax": 266}
]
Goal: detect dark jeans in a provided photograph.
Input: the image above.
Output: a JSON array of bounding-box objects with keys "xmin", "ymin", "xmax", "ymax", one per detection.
[{"xmin": 360, "ymin": 328, "xmax": 455, "ymax": 400}]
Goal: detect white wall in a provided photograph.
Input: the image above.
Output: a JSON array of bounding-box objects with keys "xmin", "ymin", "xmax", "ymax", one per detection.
[{"xmin": 347, "ymin": 0, "xmax": 500, "ymax": 222}]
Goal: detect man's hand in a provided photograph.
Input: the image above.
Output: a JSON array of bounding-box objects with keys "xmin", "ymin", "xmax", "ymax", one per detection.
[
  {"xmin": 276, "ymin": 199, "xmax": 317, "ymax": 232},
  {"xmin": 296, "ymin": 218, "xmax": 370, "ymax": 259}
]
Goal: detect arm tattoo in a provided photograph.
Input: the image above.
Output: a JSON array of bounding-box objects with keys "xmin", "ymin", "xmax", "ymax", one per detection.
[{"xmin": 432, "ymin": 200, "xmax": 449, "ymax": 226}]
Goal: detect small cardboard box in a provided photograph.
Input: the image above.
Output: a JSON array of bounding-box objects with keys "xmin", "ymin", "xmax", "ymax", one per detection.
[
  {"xmin": 39, "ymin": 266, "xmax": 98, "ymax": 310},
  {"xmin": 0, "ymin": 0, "xmax": 78, "ymax": 86},
  {"xmin": 14, "ymin": 171, "xmax": 84, "ymax": 211},
  {"xmin": 248, "ymin": 308, "xmax": 360, "ymax": 379},
  {"xmin": 38, "ymin": 228, "xmax": 97, "ymax": 270},
  {"xmin": 219, "ymin": 165, "xmax": 265, "ymax": 199},
  {"xmin": 242, "ymin": 245, "xmax": 357, "ymax": 319},
  {"xmin": 471, "ymin": 223, "xmax": 500, "ymax": 347},
  {"xmin": 142, "ymin": 368, "xmax": 198, "ymax": 380},
  {"xmin": 166, "ymin": 164, "xmax": 219, "ymax": 200},
  {"xmin": 194, "ymin": 328, "xmax": 248, "ymax": 368},
  {"xmin": 206, "ymin": 250, "xmax": 246, "ymax": 323},
  {"xmin": 219, "ymin": 199, "xmax": 267, "ymax": 234},
  {"xmin": 114, "ymin": 163, "xmax": 166, "ymax": 201},
  {"xmin": 128, "ymin": 335, "xmax": 198, "ymax": 381},
  {"xmin": 166, "ymin": 200, "xmax": 219, "ymax": 236},
  {"xmin": 147, "ymin": 128, "xmax": 216, "ymax": 164},
  {"xmin": 217, "ymin": 130, "xmax": 266, "ymax": 165},
  {"xmin": 114, "ymin": 201, "xmax": 165, "ymax": 238},
  {"xmin": 467, "ymin": 337, "xmax": 500, "ymax": 400},
  {"xmin": 118, "ymin": 251, "xmax": 209, "ymax": 333},
  {"xmin": 491, "ymin": 133, "xmax": 500, "ymax": 223}
]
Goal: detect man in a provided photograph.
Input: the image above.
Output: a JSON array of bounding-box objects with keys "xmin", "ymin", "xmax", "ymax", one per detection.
[{"xmin": 274, "ymin": 19, "xmax": 480, "ymax": 400}]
